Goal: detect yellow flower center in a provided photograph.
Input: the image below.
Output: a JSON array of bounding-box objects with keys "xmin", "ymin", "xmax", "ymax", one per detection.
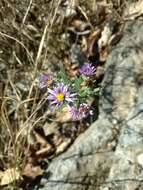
[
  {"xmin": 46, "ymin": 79, "xmax": 52, "ymax": 85},
  {"xmin": 56, "ymin": 93, "xmax": 65, "ymax": 102}
]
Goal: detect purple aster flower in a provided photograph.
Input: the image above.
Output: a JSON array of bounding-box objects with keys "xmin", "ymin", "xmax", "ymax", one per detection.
[
  {"xmin": 39, "ymin": 74, "xmax": 53, "ymax": 89},
  {"xmin": 70, "ymin": 103, "xmax": 93, "ymax": 120},
  {"xmin": 69, "ymin": 106, "xmax": 80, "ymax": 120},
  {"xmin": 79, "ymin": 63, "xmax": 96, "ymax": 77},
  {"xmin": 48, "ymin": 83, "xmax": 76, "ymax": 108},
  {"xmin": 79, "ymin": 103, "xmax": 93, "ymax": 118}
]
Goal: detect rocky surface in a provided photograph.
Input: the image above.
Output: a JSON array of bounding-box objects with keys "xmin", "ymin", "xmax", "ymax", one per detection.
[{"xmin": 35, "ymin": 19, "xmax": 143, "ymax": 190}]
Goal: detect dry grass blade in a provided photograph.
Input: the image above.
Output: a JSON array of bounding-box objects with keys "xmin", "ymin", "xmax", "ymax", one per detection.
[
  {"xmin": 22, "ymin": 0, "xmax": 33, "ymax": 26},
  {"xmin": 0, "ymin": 31, "xmax": 34, "ymax": 64}
]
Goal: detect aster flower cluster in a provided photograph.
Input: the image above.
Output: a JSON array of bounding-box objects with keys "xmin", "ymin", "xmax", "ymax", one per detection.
[
  {"xmin": 39, "ymin": 63, "xmax": 98, "ymax": 120},
  {"xmin": 80, "ymin": 63, "xmax": 96, "ymax": 76},
  {"xmin": 70, "ymin": 103, "xmax": 93, "ymax": 120}
]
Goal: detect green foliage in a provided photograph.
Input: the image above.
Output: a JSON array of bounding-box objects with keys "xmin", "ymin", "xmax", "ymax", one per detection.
[
  {"xmin": 74, "ymin": 76, "xmax": 100, "ymax": 97},
  {"xmin": 73, "ymin": 76, "xmax": 84, "ymax": 92},
  {"xmin": 57, "ymin": 64, "xmax": 100, "ymax": 100},
  {"xmin": 93, "ymin": 87, "xmax": 100, "ymax": 95},
  {"xmin": 57, "ymin": 64, "xmax": 71, "ymax": 85}
]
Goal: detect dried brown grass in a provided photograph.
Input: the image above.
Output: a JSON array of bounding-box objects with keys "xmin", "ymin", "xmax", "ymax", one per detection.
[
  {"xmin": 0, "ymin": 0, "xmax": 67, "ymax": 189},
  {"xmin": 0, "ymin": 0, "xmax": 128, "ymax": 189}
]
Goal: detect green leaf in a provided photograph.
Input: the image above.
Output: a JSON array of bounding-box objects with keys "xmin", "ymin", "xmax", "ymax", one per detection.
[
  {"xmin": 73, "ymin": 76, "xmax": 84, "ymax": 92},
  {"xmin": 93, "ymin": 87, "xmax": 100, "ymax": 94},
  {"xmin": 79, "ymin": 87, "xmax": 100, "ymax": 97},
  {"xmin": 58, "ymin": 64, "xmax": 71, "ymax": 85}
]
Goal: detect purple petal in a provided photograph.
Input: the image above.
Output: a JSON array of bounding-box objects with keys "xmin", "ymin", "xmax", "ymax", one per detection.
[{"xmin": 48, "ymin": 88, "xmax": 56, "ymax": 95}]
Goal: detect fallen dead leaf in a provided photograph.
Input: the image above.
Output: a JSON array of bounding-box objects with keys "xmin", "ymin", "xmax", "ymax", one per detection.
[
  {"xmin": 53, "ymin": 133, "xmax": 63, "ymax": 147},
  {"xmin": 0, "ymin": 171, "xmax": 3, "ymax": 180},
  {"xmin": 86, "ymin": 28, "xmax": 101, "ymax": 57},
  {"xmin": 23, "ymin": 163, "xmax": 43, "ymax": 179},
  {"xmin": 0, "ymin": 168, "xmax": 20, "ymax": 186},
  {"xmin": 33, "ymin": 130, "xmax": 48, "ymax": 146},
  {"xmin": 56, "ymin": 107, "xmax": 72, "ymax": 122},
  {"xmin": 63, "ymin": 57, "xmax": 78, "ymax": 80},
  {"xmin": 42, "ymin": 122, "xmax": 59, "ymax": 136},
  {"xmin": 99, "ymin": 46, "xmax": 109, "ymax": 62},
  {"xmin": 35, "ymin": 146, "xmax": 54, "ymax": 157},
  {"xmin": 56, "ymin": 138, "xmax": 71, "ymax": 155},
  {"xmin": 71, "ymin": 19, "xmax": 90, "ymax": 31},
  {"xmin": 108, "ymin": 32, "xmax": 123, "ymax": 46},
  {"xmin": 124, "ymin": 1, "xmax": 143, "ymax": 20},
  {"xmin": 98, "ymin": 24, "xmax": 112, "ymax": 51}
]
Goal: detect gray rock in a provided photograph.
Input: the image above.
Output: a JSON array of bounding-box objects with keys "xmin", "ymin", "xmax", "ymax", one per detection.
[{"xmin": 36, "ymin": 19, "xmax": 143, "ymax": 190}]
